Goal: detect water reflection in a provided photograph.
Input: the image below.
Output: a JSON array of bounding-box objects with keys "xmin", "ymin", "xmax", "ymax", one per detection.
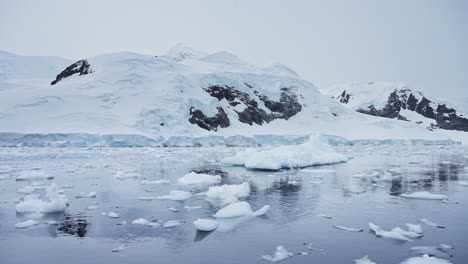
[{"xmin": 57, "ymin": 213, "xmax": 90, "ymax": 237}]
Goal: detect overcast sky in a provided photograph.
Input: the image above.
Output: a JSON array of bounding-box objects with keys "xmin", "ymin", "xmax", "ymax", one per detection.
[{"xmin": 1, "ymin": 0, "xmax": 467, "ymax": 103}]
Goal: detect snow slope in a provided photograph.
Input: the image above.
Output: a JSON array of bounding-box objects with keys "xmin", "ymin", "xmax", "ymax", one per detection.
[{"xmin": 0, "ymin": 46, "xmax": 460, "ymax": 146}]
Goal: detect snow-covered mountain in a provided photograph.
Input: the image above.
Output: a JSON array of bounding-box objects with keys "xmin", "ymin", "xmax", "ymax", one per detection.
[
  {"xmin": 322, "ymin": 82, "xmax": 468, "ymax": 132},
  {"xmin": 0, "ymin": 46, "xmax": 463, "ymax": 146}
]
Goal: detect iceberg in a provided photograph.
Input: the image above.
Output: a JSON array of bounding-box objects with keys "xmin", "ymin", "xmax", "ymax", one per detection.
[
  {"xmin": 177, "ymin": 172, "xmax": 221, "ymax": 186},
  {"xmin": 222, "ymin": 135, "xmax": 347, "ymax": 170},
  {"xmin": 400, "ymin": 254, "xmax": 452, "ymax": 264},
  {"xmin": 16, "ymin": 183, "xmax": 69, "ymax": 213},
  {"xmin": 205, "ymin": 182, "xmax": 250, "ymax": 205},
  {"xmin": 369, "ymin": 222, "xmax": 423, "ymax": 241}
]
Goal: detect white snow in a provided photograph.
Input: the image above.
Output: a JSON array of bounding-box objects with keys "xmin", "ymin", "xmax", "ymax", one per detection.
[
  {"xmin": 400, "ymin": 254, "xmax": 452, "ymax": 264},
  {"xmin": 74, "ymin": 192, "xmax": 96, "ymax": 198},
  {"xmin": 193, "ymin": 218, "xmax": 219, "ymax": 231},
  {"xmin": 261, "ymin": 246, "xmax": 294, "ymax": 262},
  {"xmin": 16, "ymin": 170, "xmax": 53, "ymax": 181},
  {"xmin": 131, "ymin": 218, "xmax": 149, "ymax": 225},
  {"xmin": 333, "ymin": 225, "xmax": 364, "ymax": 232},
  {"xmin": 222, "ymin": 135, "xmax": 347, "ymax": 170},
  {"xmin": 205, "ymin": 182, "xmax": 250, "ymax": 204},
  {"xmin": 213, "ymin": 201, "xmax": 270, "ymax": 218},
  {"xmin": 157, "ymin": 190, "xmax": 192, "ymax": 201},
  {"xmin": 401, "ymin": 191, "xmax": 447, "ymax": 200},
  {"xmin": 177, "ymin": 172, "xmax": 221, "ymax": 186},
  {"xmin": 141, "ymin": 179, "xmax": 170, "ymax": 185},
  {"xmin": 369, "ymin": 222, "xmax": 423, "ymax": 241},
  {"xmin": 16, "ymin": 183, "xmax": 69, "ymax": 213},
  {"xmin": 15, "ymin": 219, "xmax": 40, "ymax": 229},
  {"xmin": 354, "ymin": 255, "xmax": 376, "ymax": 264}
]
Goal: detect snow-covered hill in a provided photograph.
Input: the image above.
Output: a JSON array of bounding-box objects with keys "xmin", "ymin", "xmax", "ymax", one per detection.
[
  {"xmin": 322, "ymin": 82, "xmax": 468, "ymax": 143},
  {"xmin": 0, "ymin": 46, "xmax": 462, "ymax": 146}
]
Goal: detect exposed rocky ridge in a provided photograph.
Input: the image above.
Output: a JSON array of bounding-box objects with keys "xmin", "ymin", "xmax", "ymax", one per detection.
[
  {"xmin": 51, "ymin": 60, "xmax": 92, "ymax": 85},
  {"xmin": 336, "ymin": 88, "xmax": 468, "ymax": 132},
  {"xmin": 189, "ymin": 84, "xmax": 302, "ymax": 131}
]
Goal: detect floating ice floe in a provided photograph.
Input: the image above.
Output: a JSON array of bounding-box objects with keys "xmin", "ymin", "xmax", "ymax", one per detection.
[
  {"xmin": 15, "ymin": 219, "xmax": 40, "ymax": 229},
  {"xmin": 177, "ymin": 172, "xmax": 221, "ymax": 186},
  {"xmin": 410, "ymin": 245, "xmax": 453, "ymax": 258},
  {"xmin": 184, "ymin": 205, "xmax": 202, "ymax": 210},
  {"xmin": 74, "ymin": 192, "xmax": 96, "ymax": 198},
  {"xmin": 0, "ymin": 165, "xmax": 13, "ymax": 174},
  {"xmin": 369, "ymin": 222, "xmax": 423, "ymax": 241},
  {"xmin": 400, "ymin": 254, "xmax": 452, "ymax": 264},
  {"xmin": 261, "ymin": 245, "xmax": 294, "ymax": 262},
  {"xmin": 418, "ymin": 218, "xmax": 445, "ymax": 229},
  {"xmin": 193, "ymin": 218, "xmax": 219, "ymax": 232},
  {"xmin": 205, "ymin": 182, "xmax": 250, "ymax": 204},
  {"xmin": 458, "ymin": 181, "xmax": 468, "ymax": 186},
  {"xmin": 333, "ymin": 225, "xmax": 364, "ymax": 232},
  {"xmin": 141, "ymin": 179, "xmax": 170, "ymax": 185},
  {"xmin": 213, "ymin": 201, "xmax": 270, "ymax": 218},
  {"xmin": 44, "ymin": 220, "xmax": 59, "ymax": 225},
  {"xmin": 401, "ymin": 191, "xmax": 447, "ymax": 200},
  {"xmin": 222, "ymin": 135, "xmax": 348, "ymax": 170},
  {"xmin": 168, "ymin": 207, "xmax": 178, "ymax": 212},
  {"xmin": 16, "ymin": 170, "xmax": 53, "ymax": 181},
  {"xmin": 157, "ymin": 190, "xmax": 192, "ymax": 201},
  {"xmin": 131, "ymin": 218, "xmax": 149, "ymax": 225},
  {"xmin": 138, "ymin": 196, "xmax": 158, "ymax": 201},
  {"xmin": 299, "ymin": 168, "xmax": 336, "ymax": 174},
  {"xmin": 163, "ymin": 220, "xmax": 184, "ymax": 228},
  {"xmin": 16, "ymin": 186, "xmax": 37, "ymax": 194},
  {"xmin": 16, "ymin": 183, "xmax": 69, "ymax": 214},
  {"xmin": 107, "ymin": 212, "xmax": 120, "ymax": 218},
  {"xmin": 318, "ymin": 214, "xmax": 333, "ymax": 219},
  {"xmin": 112, "ymin": 244, "xmax": 128, "ymax": 252},
  {"xmin": 354, "ymin": 255, "xmax": 376, "ymax": 264},
  {"xmin": 86, "ymin": 205, "xmax": 99, "ymax": 210},
  {"xmin": 114, "ymin": 171, "xmax": 139, "ymax": 179}
]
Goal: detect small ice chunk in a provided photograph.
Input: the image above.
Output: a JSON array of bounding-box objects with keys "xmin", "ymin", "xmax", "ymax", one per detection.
[
  {"xmin": 86, "ymin": 205, "xmax": 99, "ymax": 210},
  {"xmin": 16, "ymin": 183, "xmax": 69, "ymax": 213},
  {"xmin": 261, "ymin": 245, "xmax": 294, "ymax": 262},
  {"xmin": 368, "ymin": 222, "xmax": 423, "ymax": 241},
  {"xmin": 205, "ymin": 182, "xmax": 250, "ymax": 204},
  {"xmin": 138, "ymin": 196, "xmax": 158, "ymax": 201},
  {"xmin": 62, "ymin": 184, "xmax": 75, "ymax": 189},
  {"xmin": 0, "ymin": 165, "xmax": 13, "ymax": 173},
  {"xmin": 157, "ymin": 190, "xmax": 192, "ymax": 201},
  {"xmin": 193, "ymin": 218, "xmax": 219, "ymax": 231},
  {"xmin": 147, "ymin": 222, "xmax": 161, "ymax": 227},
  {"xmin": 114, "ymin": 171, "xmax": 139, "ymax": 179},
  {"xmin": 112, "ymin": 244, "xmax": 127, "ymax": 252},
  {"xmin": 400, "ymin": 254, "xmax": 452, "ymax": 264},
  {"xmin": 163, "ymin": 220, "xmax": 184, "ymax": 228},
  {"xmin": 16, "ymin": 170, "xmax": 53, "ymax": 181},
  {"xmin": 108, "ymin": 212, "xmax": 120, "ymax": 218},
  {"xmin": 74, "ymin": 192, "xmax": 96, "ymax": 198},
  {"xmin": 333, "ymin": 225, "xmax": 363, "ymax": 232},
  {"xmin": 401, "ymin": 191, "xmax": 447, "ymax": 200},
  {"xmin": 141, "ymin": 179, "xmax": 170, "ymax": 184},
  {"xmin": 168, "ymin": 207, "xmax": 179, "ymax": 212},
  {"xmin": 410, "ymin": 246, "xmax": 453, "ymax": 258},
  {"xmin": 44, "ymin": 220, "xmax": 59, "ymax": 225},
  {"xmin": 439, "ymin": 244, "xmax": 453, "ymax": 250},
  {"xmin": 213, "ymin": 201, "xmax": 270, "ymax": 218},
  {"xmin": 184, "ymin": 205, "xmax": 202, "ymax": 210},
  {"xmin": 300, "ymin": 168, "xmax": 336, "ymax": 174},
  {"xmin": 458, "ymin": 181, "xmax": 468, "ymax": 186},
  {"xmin": 354, "ymin": 255, "xmax": 376, "ymax": 264},
  {"xmin": 418, "ymin": 218, "xmax": 445, "ymax": 229},
  {"xmin": 131, "ymin": 218, "xmax": 149, "ymax": 225},
  {"xmin": 318, "ymin": 214, "xmax": 333, "ymax": 219},
  {"xmin": 15, "ymin": 219, "xmax": 40, "ymax": 229},
  {"xmin": 177, "ymin": 172, "xmax": 221, "ymax": 186},
  {"xmin": 16, "ymin": 186, "xmax": 37, "ymax": 194}
]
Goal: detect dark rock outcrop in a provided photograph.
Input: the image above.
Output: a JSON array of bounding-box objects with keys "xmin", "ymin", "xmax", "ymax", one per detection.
[
  {"xmin": 51, "ymin": 60, "xmax": 92, "ymax": 85},
  {"xmin": 194, "ymin": 84, "xmax": 302, "ymax": 130},
  {"xmin": 188, "ymin": 106, "xmax": 230, "ymax": 131},
  {"xmin": 347, "ymin": 88, "xmax": 468, "ymax": 132}
]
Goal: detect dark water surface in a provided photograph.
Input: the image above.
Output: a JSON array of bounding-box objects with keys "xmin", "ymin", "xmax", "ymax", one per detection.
[{"xmin": 0, "ymin": 145, "xmax": 467, "ymax": 263}]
